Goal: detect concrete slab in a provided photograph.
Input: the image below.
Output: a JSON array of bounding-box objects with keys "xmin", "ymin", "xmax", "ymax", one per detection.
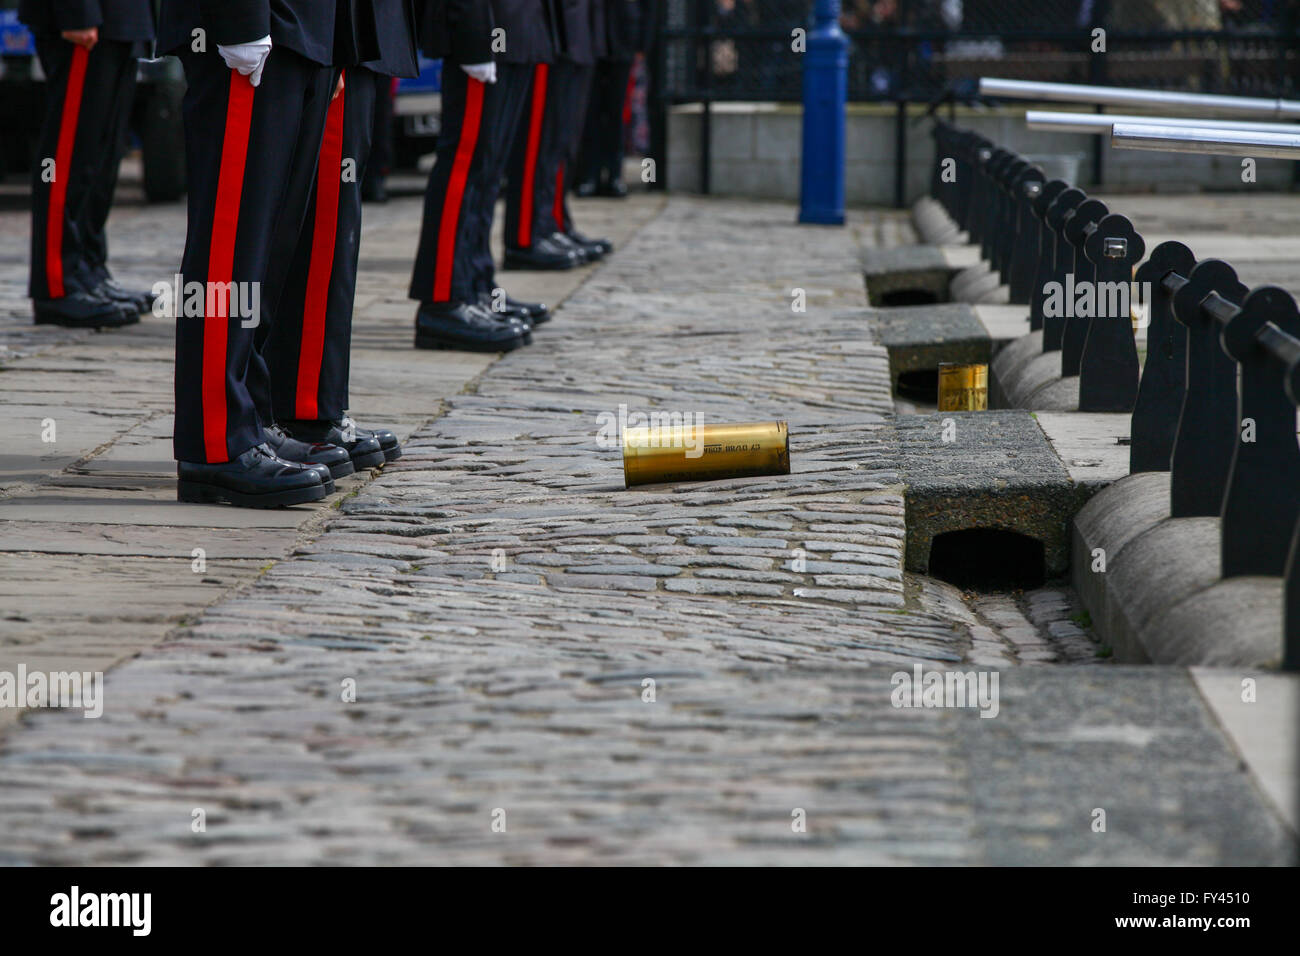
[
  {"xmin": 1035, "ymin": 411, "xmax": 1130, "ymax": 489},
  {"xmin": 895, "ymin": 410, "xmax": 1076, "ymax": 575},
  {"xmin": 859, "ymin": 245, "xmax": 953, "ymax": 307},
  {"xmin": 973, "ymin": 303, "xmax": 1030, "ymax": 344},
  {"xmin": 866, "ymin": 303, "xmax": 991, "ymax": 388},
  {"xmin": 1193, "ymin": 669, "xmax": 1299, "ymax": 836}
]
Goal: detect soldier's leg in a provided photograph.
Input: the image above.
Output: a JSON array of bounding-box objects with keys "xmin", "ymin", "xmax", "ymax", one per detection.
[
  {"xmin": 408, "ymin": 65, "xmax": 529, "ymax": 351},
  {"xmin": 172, "ymin": 45, "xmax": 335, "ymax": 508},
  {"xmin": 27, "ymin": 37, "xmax": 136, "ymax": 326},
  {"xmin": 81, "ymin": 41, "xmax": 136, "ymax": 279},
  {"xmin": 549, "ymin": 61, "xmax": 610, "ymax": 259},
  {"xmin": 264, "ymin": 68, "xmax": 395, "ymax": 468},
  {"xmin": 501, "ymin": 62, "xmax": 580, "ymax": 270},
  {"xmin": 469, "ymin": 60, "xmax": 547, "ymax": 323}
]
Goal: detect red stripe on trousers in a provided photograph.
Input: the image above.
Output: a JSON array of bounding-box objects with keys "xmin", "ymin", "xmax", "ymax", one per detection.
[
  {"xmin": 623, "ymin": 65, "xmax": 635, "ymax": 125},
  {"xmin": 46, "ymin": 44, "xmax": 89, "ymax": 298},
  {"xmin": 552, "ymin": 162, "xmax": 565, "ymax": 230},
  {"xmin": 203, "ymin": 72, "xmax": 256, "ymax": 463},
  {"xmin": 296, "ymin": 71, "xmax": 347, "ymax": 420},
  {"xmin": 516, "ymin": 63, "xmax": 548, "ymax": 249},
  {"xmin": 433, "ymin": 76, "xmax": 484, "ymax": 302}
]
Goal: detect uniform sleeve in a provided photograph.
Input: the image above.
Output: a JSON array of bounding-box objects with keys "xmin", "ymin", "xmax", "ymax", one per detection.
[
  {"xmin": 197, "ymin": 0, "xmax": 271, "ymax": 46},
  {"xmin": 447, "ymin": 0, "xmax": 495, "ymax": 63},
  {"xmin": 52, "ymin": 1, "xmax": 103, "ymax": 31}
]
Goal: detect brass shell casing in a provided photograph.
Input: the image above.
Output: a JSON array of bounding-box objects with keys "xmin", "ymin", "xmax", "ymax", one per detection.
[
  {"xmin": 622, "ymin": 421, "xmax": 790, "ymax": 487},
  {"xmin": 936, "ymin": 363, "xmax": 989, "ymax": 411}
]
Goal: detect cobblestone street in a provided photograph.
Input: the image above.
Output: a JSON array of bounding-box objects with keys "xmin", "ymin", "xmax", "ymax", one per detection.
[{"xmin": 0, "ymin": 181, "xmax": 1294, "ymax": 864}]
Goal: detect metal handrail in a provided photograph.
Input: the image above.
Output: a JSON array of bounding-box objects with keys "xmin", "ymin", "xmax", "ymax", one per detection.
[
  {"xmin": 1110, "ymin": 123, "xmax": 1300, "ymax": 160},
  {"xmin": 1026, "ymin": 110, "xmax": 1300, "ymax": 136},
  {"xmin": 980, "ymin": 77, "xmax": 1300, "ymax": 119}
]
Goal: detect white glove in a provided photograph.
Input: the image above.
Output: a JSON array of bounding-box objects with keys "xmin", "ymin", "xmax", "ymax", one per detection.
[
  {"xmin": 460, "ymin": 61, "xmax": 497, "ymax": 84},
  {"xmin": 218, "ymin": 35, "xmax": 273, "ymax": 88}
]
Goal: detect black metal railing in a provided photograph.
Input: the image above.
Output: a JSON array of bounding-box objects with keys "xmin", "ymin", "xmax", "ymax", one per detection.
[
  {"xmin": 928, "ymin": 119, "xmax": 1300, "ymax": 669},
  {"xmin": 649, "ymin": 1, "xmax": 1300, "ymax": 199}
]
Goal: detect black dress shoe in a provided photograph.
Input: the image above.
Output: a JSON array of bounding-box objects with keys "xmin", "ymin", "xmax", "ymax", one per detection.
[
  {"xmin": 575, "ymin": 179, "xmax": 599, "ymax": 198},
  {"xmin": 596, "ymin": 179, "xmax": 628, "ymax": 198},
  {"xmin": 96, "ymin": 277, "xmax": 156, "ymax": 314},
  {"xmin": 177, "ymin": 443, "xmax": 329, "ymax": 508},
  {"xmin": 505, "ymin": 294, "xmax": 550, "ymax": 325},
  {"xmin": 278, "ymin": 417, "xmax": 387, "ymax": 470},
  {"xmin": 263, "ymin": 423, "xmax": 355, "ymax": 479},
  {"xmin": 566, "ymin": 228, "xmax": 612, "ymax": 258},
  {"xmin": 547, "ymin": 231, "xmax": 590, "ymax": 263},
  {"xmin": 345, "ymin": 419, "xmax": 401, "ymax": 461},
  {"xmin": 414, "ymin": 300, "xmax": 530, "ymax": 352},
  {"xmin": 476, "ymin": 290, "xmax": 550, "ymax": 327},
  {"xmin": 33, "ymin": 291, "xmax": 138, "ymax": 329},
  {"xmin": 503, "ymin": 235, "xmax": 582, "ymax": 271}
]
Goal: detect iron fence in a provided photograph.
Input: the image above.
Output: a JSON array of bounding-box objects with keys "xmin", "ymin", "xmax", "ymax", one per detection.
[{"xmin": 649, "ymin": 0, "xmax": 1300, "ymax": 196}]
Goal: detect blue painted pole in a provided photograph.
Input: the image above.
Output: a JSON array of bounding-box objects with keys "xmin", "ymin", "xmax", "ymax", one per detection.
[{"xmin": 798, "ymin": 0, "xmax": 848, "ymax": 225}]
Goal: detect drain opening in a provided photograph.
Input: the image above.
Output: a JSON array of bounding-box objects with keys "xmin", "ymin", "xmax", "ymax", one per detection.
[
  {"xmin": 879, "ymin": 289, "xmax": 941, "ymax": 307},
  {"xmin": 896, "ymin": 368, "xmax": 938, "ymax": 403},
  {"xmin": 929, "ymin": 529, "xmax": 1046, "ymax": 590}
]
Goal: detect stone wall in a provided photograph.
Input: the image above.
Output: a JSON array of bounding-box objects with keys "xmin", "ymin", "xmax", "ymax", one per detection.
[{"xmin": 666, "ymin": 102, "xmax": 1295, "ymax": 204}]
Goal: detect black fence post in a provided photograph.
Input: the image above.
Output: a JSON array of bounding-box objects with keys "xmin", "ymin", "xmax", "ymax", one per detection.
[
  {"xmin": 1029, "ymin": 180, "xmax": 1068, "ymax": 332},
  {"xmin": 1217, "ymin": 287, "xmax": 1300, "ymax": 577},
  {"xmin": 1008, "ymin": 166, "xmax": 1046, "ymax": 304},
  {"xmin": 1169, "ymin": 260, "xmax": 1249, "ymax": 519},
  {"xmin": 1129, "ymin": 241, "xmax": 1197, "ymax": 472},
  {"xmin": 1060, "ymin": 198, "xmax": 1109, "ymax": 376},
  {"xmin": 1041, "ymin": 187, "xmax": 1086, "ymax": 352},
  {"xmin": 1078, "ymin": 213, "xmax": 1144, "ymax": 412}
]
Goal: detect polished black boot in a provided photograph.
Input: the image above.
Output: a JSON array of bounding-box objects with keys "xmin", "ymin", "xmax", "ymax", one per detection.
[
  {"xmin": 263, "ymin": 423, "xmax": 355, "ymax": 479},
  {"xmin": 566, "ymin": 228, "xmax": 612, "ymax": 259},
  {"xmin": 596, "ymin": 180, "xmax": 628, "ymax": 198},
  {"xmin": 502, "ymin": 235, "xmax": 582, "ymax": 271},
  {"xmin": 346, "ymin": 419, "xmax": 402, "ymax": 462},
  {"xmin": 477, "ymin": 290, "xmax": 551, "ymax": 327},
  {"xmin": 278, "ymin": 418, "xmax": 388, "ymax": 470},
  {"xmin": 547, "ymin": 232, "xmax": 590, "ymax": 264},
  {"xmin": 177, "ymin": 443, "xmax": 330, "ymax": 508},
  {"xmin": 96, "ymin": 277, "xmax": 157, "ymax": 315},
  {"xmin": 414, "ymin": 300, "xmax": 530, "ymax": 352},
  {"xmin": 32, "ymin": 291, "xmax": 138, "ymax": 329}
]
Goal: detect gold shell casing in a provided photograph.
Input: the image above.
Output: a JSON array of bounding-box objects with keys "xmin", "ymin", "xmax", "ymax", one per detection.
[
  {"xmin": 936, "ymin": 363, "xmax": 988, "ymax": 411},
  {"xmin": 622, "ymin": 421, "xmax": 791, "ymax": 487}
]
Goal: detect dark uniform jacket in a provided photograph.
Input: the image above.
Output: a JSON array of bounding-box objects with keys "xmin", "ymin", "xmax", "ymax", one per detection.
[
  {"xmin": 361, "ymin": 0, "xmax": 419, "ymax": 76},
  {"xmin": 553, "ymin": 0, "xmax": 593, "ymax": 64},
  {"xmin": 415, "ymin": 0, "xmax": 494, "ymax": 64},
  {"xmin": 157, "ymin": 0, "xmax": 382, "ymax": 68},
  {"xmin": 19, "ymin": 0, "xmax": 155, "ymax": 41},
  {"xmin": 603, "ymin": 0, "xmax": 644, "ymax": 60},
  {"xmin": 490, "ymin": 0, "xmax": 556, "ymax": 65}
]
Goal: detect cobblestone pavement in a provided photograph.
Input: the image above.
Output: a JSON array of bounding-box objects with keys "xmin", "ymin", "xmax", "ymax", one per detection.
[{"xmin": 0, "ymin": 186, "xmax": 1294, "ymax": 864}]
